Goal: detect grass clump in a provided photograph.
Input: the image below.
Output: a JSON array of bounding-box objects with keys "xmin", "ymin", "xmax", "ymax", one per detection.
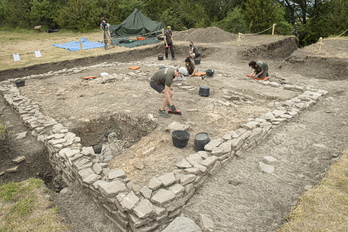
[
  {"xmin": 0, "ymin": 178, "xmax": 71, "ymax": 231},
  {"xmin": 277, "ymin": 150, "xmax": 348, "ymax": 232},
  {"xmin": 0, "ymin": 120, "xmax": 6, "ymax": 141}
]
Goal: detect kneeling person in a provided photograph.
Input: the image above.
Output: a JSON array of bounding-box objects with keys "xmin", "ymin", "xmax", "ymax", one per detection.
[
  {"xmin": 248, "ymin": 61, "xmax": 269, "ymax": 80},
  {"xmin": 150, "ymin": 67, "xmax": 188, "ymax": 118}
]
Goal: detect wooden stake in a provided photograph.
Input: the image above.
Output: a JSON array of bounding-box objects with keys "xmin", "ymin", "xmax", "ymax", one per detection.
[
  {"xmin": 272, "ymin": 23, "xmax": 277, "ymax": 35},
  {"xmin": 79, "ymin": 39, "xmax": 84, "ymax": 54},
  {"xmin": 237, "ymin": 33, "xmax": 243, "ymax": 46},
  {"xmin": 317, "ymin": 37, "xmax": 323, "ymax": 54}
]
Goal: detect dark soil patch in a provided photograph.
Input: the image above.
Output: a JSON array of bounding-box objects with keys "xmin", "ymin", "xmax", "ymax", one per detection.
[{"xmin": 0, "ymin": 95, "xmax": 57, "ymax": 190}]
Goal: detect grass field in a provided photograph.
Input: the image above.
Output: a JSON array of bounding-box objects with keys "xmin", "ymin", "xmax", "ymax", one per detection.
[
  {"xmin": 0, "ymin": 178, "xmax": 71, "ymax": 231},
  {"xmin": 0, "ymin": 30, "xmax": 129, "ymax": 71},
  {"xmin": 277, "ymin": 151, "xmax": 348, "ymax": 232}
]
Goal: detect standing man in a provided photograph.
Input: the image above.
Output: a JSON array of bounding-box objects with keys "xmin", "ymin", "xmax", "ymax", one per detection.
[
  {"xmin": 100, "ymin": 18, "xmax": 114, "ymax": 48},
  {"xmin": 248, "ymin": 61, "xmax": 269, "ymax": 80},
  {"xmin": 150, "ymin": 67, "xmax": 188, "ymax": 118},
  {"xmin": 164, "ymin": 26, "xmax": 176, "ymax": 60}
]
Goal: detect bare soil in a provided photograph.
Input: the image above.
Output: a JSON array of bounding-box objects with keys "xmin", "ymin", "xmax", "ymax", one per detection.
[{"xmin": 1, "ymin": 28, "xmax": 348, "ymax": 231}]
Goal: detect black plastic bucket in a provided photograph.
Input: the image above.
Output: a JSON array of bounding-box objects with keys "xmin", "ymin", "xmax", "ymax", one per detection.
[
  {"xmin": 194, "ymin": 58, "xmax": 201, "ymax": 65},
  {"xmin": 206, "ymin": 69, "xmax": 214, "ymax": 76},
  {"xmin": 172, "ymin": 130, "xmax": 190, "ymax": 148},
  {"xmin": 199, "ymin": 86, "xmax": 210, "ymax": 97},
  {"xmin": 194, "ymin": 132, "xmax": 211, "ymax": 151},
  {"xmin": 158, "ymin": 55, "xmax": 163, "ymax": 60},
  {"xmin": 15, "ymin": 80, "xmax": 25, "ymax": 87}
]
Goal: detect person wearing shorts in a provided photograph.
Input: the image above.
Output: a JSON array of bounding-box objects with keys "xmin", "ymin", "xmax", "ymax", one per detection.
[{"xmin": 150, "ymin": 67, "xmax": 188, "ymax": 118}]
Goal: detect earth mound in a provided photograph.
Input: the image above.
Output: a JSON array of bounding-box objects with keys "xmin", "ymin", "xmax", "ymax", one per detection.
[{"xmin": 174, "ymin": 26, "xmax": 236, "ymax": 43}]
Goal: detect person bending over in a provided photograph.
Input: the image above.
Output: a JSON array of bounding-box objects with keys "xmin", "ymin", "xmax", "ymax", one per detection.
[
  {"xmin": 248, "ymin": 61, "xmax": 269, "ymax": 79},
  {"xmin": 150, "ymin": 67, "xmax": 188, "ymax": 118}
]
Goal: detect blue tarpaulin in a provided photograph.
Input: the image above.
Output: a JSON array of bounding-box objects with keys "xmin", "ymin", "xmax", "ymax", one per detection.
[{"xmin": 52, "ymin": 38, "xmax": 105, "ymax": 51}]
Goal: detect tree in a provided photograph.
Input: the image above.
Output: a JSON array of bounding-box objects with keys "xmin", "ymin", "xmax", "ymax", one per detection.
[
  {"xmin": 243, "ymin": 0, "xmax": 291, "ymax": 34},
  {"xmin": 213, "ymin": 7, "xmax": 248, "ymax": 33},
  {"xmin": 142, "ymin": 0, "xmax": 172, "ymax": 21},
  {"xmin": 319, "ymin": 0, "xmax": 348, "ymax": 36},
  {"xmin": 29, "ymin": 0, "xmax": 63, "ymax": 28},
  {"xmin": 57, "ymin": 0, "xmax": 101, "ymax": 31},
  {"xmin": 194, "ymin": 0, "xmax": 244, "ymax": 22},
  {"xmin": 144, "ymin": 0, "xmax": 210, "ymax": 30},
  {"xmin": 95, "ymin": 0, "xmax": 142, "ymax": 25},
  {"xmin": 0, "ymin": 0, "xmax": 31, "ymax": 28}
]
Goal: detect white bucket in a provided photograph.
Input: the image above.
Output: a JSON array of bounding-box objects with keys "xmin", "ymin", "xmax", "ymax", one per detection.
[{"xmin": 101, "ymin": 72, "xmax": 108, "ymax": 77}]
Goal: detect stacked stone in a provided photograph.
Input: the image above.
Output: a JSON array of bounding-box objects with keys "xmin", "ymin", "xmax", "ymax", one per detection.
[
  {"xmin": 16, "ymin": 61, "xmax": 150, "ymax": 82},
  {"xmin": 204, "ymin": 89, "xmax": 328, "ymax": 159},
  {"xmin": 0, "ymin": 78, "xmax": 328, "ymax": 232},
  {"xmin": 0, "ymin": 82, "xmax": 57, "ymax": 134}
]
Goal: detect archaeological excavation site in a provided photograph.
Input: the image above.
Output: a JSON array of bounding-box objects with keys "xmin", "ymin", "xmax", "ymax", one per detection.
[{"xmin": 1, "ymin": 27, "xmax": 348, "ymax": 231}]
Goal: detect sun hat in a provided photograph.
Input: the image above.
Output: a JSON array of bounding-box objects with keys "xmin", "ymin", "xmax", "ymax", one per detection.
[{"xmin": 178, "ymin": 67, "xmax": 188, "ymax": 76}]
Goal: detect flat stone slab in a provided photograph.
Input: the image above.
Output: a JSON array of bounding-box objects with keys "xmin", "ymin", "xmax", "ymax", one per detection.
[
  {"xmin": 133, "ymin": 199, "xmax": 155, "ymax": 219},
  {"xmin": 98, "ymin": 180, "xmax": 127, "ymax": 198},
  {"xmin": 259, "ymin": 162, "xmax": 275, "ymax": 173},
  {"xmin": 151, "ymin": 189, "xmax": 175, "ymax": 206},
  {"xmin": 162, "ymin": 216, "xmax": 202, "ymax": 232},
  {"xmin": 12, "ymin": 156, "xmax": 26, "ymax": 163}
]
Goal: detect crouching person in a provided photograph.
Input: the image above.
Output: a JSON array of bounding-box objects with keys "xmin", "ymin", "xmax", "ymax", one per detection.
[{"xmin": 248, "ymin": 61, "xmax": 269, "ymax": 80}]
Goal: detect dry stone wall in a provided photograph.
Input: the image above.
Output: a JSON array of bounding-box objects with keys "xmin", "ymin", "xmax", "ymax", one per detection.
[{"xmin": 0, "ymin": 73, "xmax": 327, "ymax": 232}]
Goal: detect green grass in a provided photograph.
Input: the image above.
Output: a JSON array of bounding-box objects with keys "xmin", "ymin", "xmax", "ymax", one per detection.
[
  {"xmin": 0, "ymin": 178, "xmax": 71, "ymax": 231},
  {"xmin": 0, "ymin": 29, "xmax": 131, "ymax": 71},
  {"xmin": 0, "ymin": 121, "xmax": 5, "ymax": 141},
  {"xmin": 277, "ymin": 150, "xmax": 348, "ymax": 232}
]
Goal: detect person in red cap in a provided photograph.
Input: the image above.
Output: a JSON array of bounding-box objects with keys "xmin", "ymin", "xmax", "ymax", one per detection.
[
  {"xmin": 164, "ymin": 26, "xmax": 176, "ymax": 60},
  {"xmin": 150, "ymin": 67, "xmax": 188, "ymax": 118}
]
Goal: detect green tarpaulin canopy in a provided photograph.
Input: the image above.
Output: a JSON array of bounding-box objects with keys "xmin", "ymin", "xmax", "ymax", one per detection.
[{"xmin": 110, "ymin": 8, "xmax": 166, "ymax": 37}]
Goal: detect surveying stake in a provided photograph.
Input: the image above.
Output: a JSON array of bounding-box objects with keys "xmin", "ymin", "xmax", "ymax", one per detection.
[
  {"xmin": 317, "ymin": 37, "xmax": 323, "ymax": 54},
  {"xmin": 237, "ymin": 33, "xmax": 244, "ymax": 46},
  {"xmin": 272, "ymin": 23, "xmax": 277, "ymax": 35}
]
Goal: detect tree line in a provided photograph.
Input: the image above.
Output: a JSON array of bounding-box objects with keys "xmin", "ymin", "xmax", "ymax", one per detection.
[{"xmin": 1, "ymin": 0, "xmax": 347, "ymax": 46}]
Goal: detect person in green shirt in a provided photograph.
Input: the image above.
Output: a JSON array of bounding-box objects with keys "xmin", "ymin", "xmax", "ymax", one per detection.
[
  {"xmin": 248, "ymin": 60, "xmax": 269, "ymax": 80},
  {"xmin": 150, "ymin": 67, "xmax": 188, "ymax": 118},
  {"xmin": 164, "ymin": 26, "xmax": 176, "ymax": 60}
]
